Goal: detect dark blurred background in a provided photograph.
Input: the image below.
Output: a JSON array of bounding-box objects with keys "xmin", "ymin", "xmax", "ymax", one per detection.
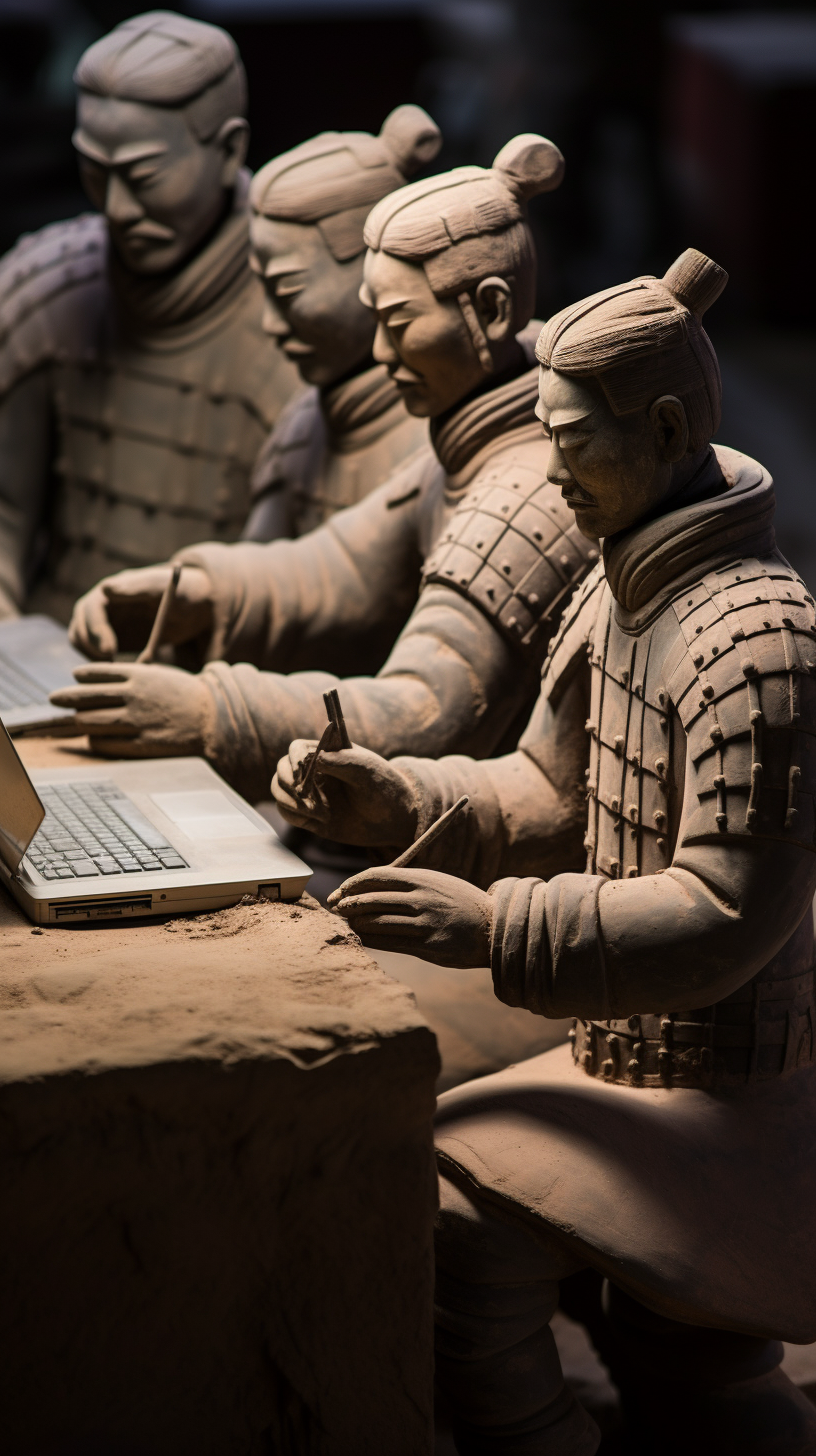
[{"xmin": 2, "ymin": 0, "xmax": 815, "ymax": 581}]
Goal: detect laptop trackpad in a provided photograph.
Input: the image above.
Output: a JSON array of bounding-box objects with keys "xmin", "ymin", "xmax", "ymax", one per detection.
[{"xmin": 150, "ymin": 790, "xmax": 266, "ymax": 840}]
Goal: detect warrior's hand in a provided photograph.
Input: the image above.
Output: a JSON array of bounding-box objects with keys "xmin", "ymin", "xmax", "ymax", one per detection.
[
  {"xmin": 328, "ymin": 865, "xmax": 493, "ymax": 967},
  {"xmin": 272, "ymin": 741, "xmax": 418, "ymax": 847},
  {"xmin": 68, "ymin": 565, "xmax": 214, "ymax": 660},
  {"xmin": 49, "ymin": 662, "xmax": 212, "ymax": 757}
]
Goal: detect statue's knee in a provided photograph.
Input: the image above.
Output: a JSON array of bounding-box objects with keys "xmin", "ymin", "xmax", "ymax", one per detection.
[
  {"xmin": 603, "ymin": 1281, "xmax": 782, "ymax": 1388},
  {"xmin": 603, "ymin": 1283, "xmax": 816, "ymax": 1456},
  {"xmin": 435, "ymin": 1171, "xmax": 582, "ymax": 1286}
]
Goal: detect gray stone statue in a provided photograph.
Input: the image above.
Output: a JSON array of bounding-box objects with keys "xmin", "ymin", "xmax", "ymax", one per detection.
[
  {"xmin": 58, "ymin": 135, "xmax": 598, "ymax": 806},
  {"xmin": 0, "ymin": 10, "xmax": 300, "ymax": 623},
  {"xmin": 278, "ymin": 250, "xmax": 816, "ymax": 1454},
  {"xmin": 243, "ymin": 106, "xmax": 441, "ymax": 540}
]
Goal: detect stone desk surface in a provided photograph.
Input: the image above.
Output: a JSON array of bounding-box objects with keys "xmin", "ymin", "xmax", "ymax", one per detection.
[
  {"xmin": 6, "ymin": 736, "xmax": 572, "ymax": 1093},
  {"xmin": 0, "ymin": 737, "xmax": 439, "ymax": 1456}
]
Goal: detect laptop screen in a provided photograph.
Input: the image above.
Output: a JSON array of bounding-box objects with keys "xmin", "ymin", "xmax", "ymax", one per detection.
[{"xmin": 0, "ymin": 719, "xmax": 44, "ymax": 875}]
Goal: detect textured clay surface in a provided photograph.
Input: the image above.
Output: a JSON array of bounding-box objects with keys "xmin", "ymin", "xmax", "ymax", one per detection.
[{"xmin": 0, "ymin": 793, "xmax": 439, "ymax": 1454}]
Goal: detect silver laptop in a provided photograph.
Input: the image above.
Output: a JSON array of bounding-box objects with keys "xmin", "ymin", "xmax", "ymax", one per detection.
[
  {"xmin": 0, "ymin": 615, "xmax": 85, "ymax": 733},
  {"xmin": 0, "ymin": 719, "xmax": 311, "ymax": 925}
]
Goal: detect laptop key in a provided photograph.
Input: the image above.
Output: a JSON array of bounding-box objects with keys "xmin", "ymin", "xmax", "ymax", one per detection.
[
  {"xmin": 158, "ymin": 853, "xmax": 187, "ymax": 868},
  {"xmin": 72, "ymin": 862, "xmax": 101, "ymax": 876}
]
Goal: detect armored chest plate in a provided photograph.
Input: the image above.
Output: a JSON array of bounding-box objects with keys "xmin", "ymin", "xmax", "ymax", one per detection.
[
  {"xmin": 575, "ymin": 554, "xmax": 816, "ymax": 1088},
  {"xmin": 583, "ymin": 584, "xmax": 678, "ymax": 881}
]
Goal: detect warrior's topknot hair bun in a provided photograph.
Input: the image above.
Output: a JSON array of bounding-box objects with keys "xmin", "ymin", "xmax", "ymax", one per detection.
[
  {"xmin": 379, "ymin": 104, "xmax": 443, "ymax": 177},
  {"xmin": 662, "ymin": 247, "xmax": 728, "ymax": 319},
  {"xmin": 362, "ymin": 133, "xmax": 565, "ymax": 330},
  {"xmin": 536, "ymin": 247, "xmax": 728, "ymax": 453},
  {"xmin": 250, "ymin": 104, "xmax": 441, "ymax": 262},
  {"xmin": 492, "ymin": 133, "xmax": 565, "ymax": 202}
]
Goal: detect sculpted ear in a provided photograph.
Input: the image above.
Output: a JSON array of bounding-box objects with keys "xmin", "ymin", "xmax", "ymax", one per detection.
[
  {"xmin": 474, "ymin": 276, "xmax": 514, "ymax": 342},
  {"xmin": 649, "ymin": 394, "xmax": 689, "ymax": 463},
  {"xmin": 215, "ymin": 117, "xmax": 250, "ymax": 185}
]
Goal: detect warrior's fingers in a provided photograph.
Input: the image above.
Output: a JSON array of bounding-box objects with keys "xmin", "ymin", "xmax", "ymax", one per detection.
[
  {"xmin": 331, "ymin": 892, "xmax": 421, "ymax": 920},
  {"xmin": 69, "ymin": 595, "xmax": 118, "ymax": 660}
]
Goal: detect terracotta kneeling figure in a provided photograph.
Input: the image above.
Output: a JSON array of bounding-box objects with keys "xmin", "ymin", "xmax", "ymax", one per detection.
[
  {"xmin": 0, "ymin": 11, "xmax": 299, "ymax": 621},
  {"xmin": 59, "ymin": 136, "xmax": 598, "ymax": 806},
  {"xmin": 275, "ymin": 251, "xmax": 816, "ymax": 1455},
  {"xmin": 244, "ymin": 106, "xmax": 441, "ymax": 540}
]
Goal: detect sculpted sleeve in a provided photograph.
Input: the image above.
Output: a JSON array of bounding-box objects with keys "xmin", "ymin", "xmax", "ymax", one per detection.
[
  {"xmin": 177, "ymin": 451, "xmax": 437, "ymax": 676},
  {"xmin": 198, "ymin": 581, "xmax": 536, "ymax": 803},
  {"xmin": 384, "ymin": 567, "xmax": 600, "ymax": 885},
  {"xmin": 489, "ymin": 563, "xmax": 816, "ymax": 1019},
  {"xmin": 193, "ymin": 470, "xmax": 600, "ymax": 802}
]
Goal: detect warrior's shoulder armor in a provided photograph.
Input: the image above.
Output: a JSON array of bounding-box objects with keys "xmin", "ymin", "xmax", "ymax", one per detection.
[
  {"xmin": 541, "ymin": 560, "xmax": 606, "ymax": 702},
  {"xmin": 663, "ymin": 555, "xmax": 816, "ymax": 848},
  {"xmin": 250, "ymin": 387, "xmax": 324, "ymax": 502},
  {"xmin": 421, "ymin": 459, "xmax": 599, "ymax": 659},
  {"xmin": 0, "ymin": 214, "xmax": 107, "ymax": 397}
]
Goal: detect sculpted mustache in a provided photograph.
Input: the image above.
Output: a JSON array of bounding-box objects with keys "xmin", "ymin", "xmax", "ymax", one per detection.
[
  {"xmin": 118, "ymin": 220, "xmax": 176, "ymax": 243},
  {"xmin": 561, "ymin": 482, "xmax": 595, "ymax": 504},
  {"xmin": 389, "ymin": 365, "xmax": 423, "ymax": 386}
]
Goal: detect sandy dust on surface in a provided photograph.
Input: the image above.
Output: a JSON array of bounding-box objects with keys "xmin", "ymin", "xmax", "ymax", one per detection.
[{"xmin": 0, "ymin": 878, "xmax": 428, "ymax": 1083}]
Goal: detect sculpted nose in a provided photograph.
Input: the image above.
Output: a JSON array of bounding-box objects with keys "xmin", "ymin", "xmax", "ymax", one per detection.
[
  {"xmin": 546, "ymin": 435, "xmax": 573, "ymax": 486},
  {"xmin": 105, "ymin": 171, "xmax": 144, "ymax": 226},
  {"xmin": 373, "ymin": 320, "xmax": 399, "ymax": 368},
  {"xmin": 261, "ymin": 293, "xmax": 289, "ymax": 339}
]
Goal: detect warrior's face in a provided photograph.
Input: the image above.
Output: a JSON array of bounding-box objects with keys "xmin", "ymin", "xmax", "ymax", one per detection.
[
  {"xmin": 74, "ymin": 92, "xmax": 247, "ymax": 275},
  {"xmin": 361, "ymin": 250, "xmax": 514, "ymax": 418},
  {"xmin": 537, "ymin": 368, "xmax": 690, "ymax": 540},
  {"xmin": 250, "ymin": 216, "xmax": 374, "ymax": 388}
]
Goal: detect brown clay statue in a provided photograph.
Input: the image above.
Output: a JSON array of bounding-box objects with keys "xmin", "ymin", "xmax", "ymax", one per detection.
[
  {"xmin": 0, "ymin": 10, "xmax": 300, "ymax": 623},
  {"xmin": 278, "ymin": 250, "xmax": 816, "ymax": 1455},
  {"xmin": 58, "ymin": 135, "xmax": 599, "ymax": 804},
  {"xmin": 244, "ymin": 107, "xmax": 442, "ymax": 540}
]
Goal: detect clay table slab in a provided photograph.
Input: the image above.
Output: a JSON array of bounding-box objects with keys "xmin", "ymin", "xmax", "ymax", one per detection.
[{"xmin": 0, "ymin": 740, "xmax": 439, "ymax": 1455}]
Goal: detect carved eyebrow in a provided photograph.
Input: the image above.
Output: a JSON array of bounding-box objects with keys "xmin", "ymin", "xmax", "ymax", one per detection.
[
  {"xmin": 72, "ymin": 131, "xmax": 169, "ymax": 166},
  {"xmin": 548, "ymin": 407, "xmax": 596, "ymax": 429},
  {"xmin": 373, "ymin": 295, "xmax": 414, "ymax": 315},
  {"xmin": 260, "ymin": 258, "xmax": 308, "ymax": 280}
]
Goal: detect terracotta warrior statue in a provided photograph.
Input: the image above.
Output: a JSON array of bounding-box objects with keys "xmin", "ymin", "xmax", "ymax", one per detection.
[
  {"xmin": 243, "ymin": 106, "xmax": 441, "ymax": 540},
  {"xmin": 0, "ymin": 10, "xmax": 299, "ymax": 623},
  {"xmin": 59, "ymin": 135, "xmax": 599, "ymax": 804},
  {"xmin": 274, "ymin": 250, "xmax": 816, "ymax": 1454}
]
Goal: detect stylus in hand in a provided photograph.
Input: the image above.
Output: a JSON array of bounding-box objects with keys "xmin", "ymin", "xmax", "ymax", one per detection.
[
  {"xmin": 297, "ymin": 689, "xmax": 353, "ymax": 804},
  {"xmin": 137, "ymin": 563, "xmax": 183, "ymax": 664},
  {"xmin": 389, "ymin": 795, "xmax": 470, "ymax": 868}
]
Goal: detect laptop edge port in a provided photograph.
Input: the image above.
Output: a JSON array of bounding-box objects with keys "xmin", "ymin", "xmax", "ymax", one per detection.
[{"xmin": 50, "ymin": 895, "xmax": 153, "ymax": 922}]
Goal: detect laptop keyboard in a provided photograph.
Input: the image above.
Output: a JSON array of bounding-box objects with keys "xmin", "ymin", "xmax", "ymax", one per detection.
[
  {"xmin": 0, "ymin": 656, "xmax": 45, "ymax": 710},
  {"xmin": 26, "ymin": 781, "xmax": 189, "ymax": 880}
]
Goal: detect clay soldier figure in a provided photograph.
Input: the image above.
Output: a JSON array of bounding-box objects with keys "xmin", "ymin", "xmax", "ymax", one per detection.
[
  {"xmin": 244, "ymin": 106, "xmax": 441, "ymax": 541},
  {"xmin": 276, "ymin": 251, "xmax": 816, "ymax": 1454},
  {"xmin": 60, "ymin": 135, "xmax": 598, "ymax": 806},
  {"xmin": 0, "ymin": 10, "xmax": 299, "ymax": 623}
]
